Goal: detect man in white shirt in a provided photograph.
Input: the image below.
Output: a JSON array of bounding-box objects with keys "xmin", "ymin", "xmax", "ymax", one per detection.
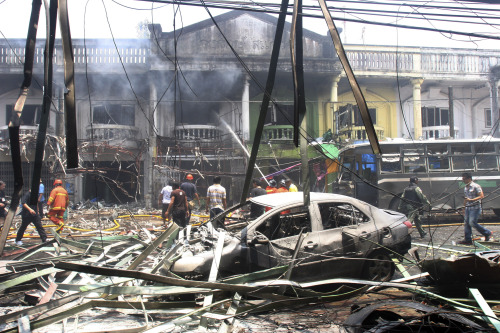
[{"xmin": 158, "ymin": 180, "xmax": 173, "ymax": 225}]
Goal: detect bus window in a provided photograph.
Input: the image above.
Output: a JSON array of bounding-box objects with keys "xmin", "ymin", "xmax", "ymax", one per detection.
[
  {"xmin": 452, "ymin": 155, "xmax": 474, "ymax": 171},
  {"xmin": 381, "ymin": 155, "xmax": 401, "ymax": 173},
  {"xmin": 360, "ymin": 154, "xmax": 376, "ymax": 181},
  {"xmin": 403, "ymin": 155, "xmax": 426, "ymax": 173},
  {"xmin": 476, "ymin": 155, "xmax": 498, "ymax": 170},
  {"xmin": 475, "ymin": 143, "xmax": 496, "ymax": 154},
  {"xmin": 428, "ymin": 155, "xmax": 450, "ymax": 171},
  {"xmin": 451, "ymin": 144, "xmax": 472, "ymax": 154},
  {"xmin": 339, "ymin": 157, "xmax": 354, "ymax": 182}
]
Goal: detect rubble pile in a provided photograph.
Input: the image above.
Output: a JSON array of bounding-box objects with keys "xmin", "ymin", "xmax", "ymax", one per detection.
[{"xmin": 1, "ymin": 212, "xmax": 500, "ymax": 332}]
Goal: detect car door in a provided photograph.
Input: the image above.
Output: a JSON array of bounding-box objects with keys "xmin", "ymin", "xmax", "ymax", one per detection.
[
  {"xmin": 337, "ymin": 202, "xmax": 379, "ymax": 257},
  {"xmin": 245, "ymin": 204, "xmax": 322, "ymax": 281},
  {"xmin": 315, "ymin": 201, "xmax": 378, "ymax": 279}
]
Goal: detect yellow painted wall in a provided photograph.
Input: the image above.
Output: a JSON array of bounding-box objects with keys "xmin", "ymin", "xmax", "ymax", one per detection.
[{"xmin": 335, "ymin": 87, "xmax": 397, "ymax": 139}]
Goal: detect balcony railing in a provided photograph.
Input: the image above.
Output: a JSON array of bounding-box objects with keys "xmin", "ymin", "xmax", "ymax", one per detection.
[
  {"xmin": 175, "ymin": 124, "xmax": 221, "ymax": 148},
  {"xmin": 0, "ymin": 39, "xmax": 149, "ymax": 67},
  {"xmin": 263, "ymin": 125, "xmax": 294, "ymax": 141},
  {"xmin": 86, "ymin": 124, "xmax": 140, "ymax": 146},
  {"xmin": 343, "ymin": 45, "xmax": 500, "ymax": 77},
  {"xmin": 422, "ymin": 125, "xmax": 459, "ymax": 139},
  {"xmin": 0, "ymin": 125, "xmax": 54, "ymax": 141},
  {"xmin": 338, "ymin": 125, "xmax": 385, "ymax": 141},
  {"xmin": 2, "ymin": 39, "xmax": 500, "ymax": 78}
]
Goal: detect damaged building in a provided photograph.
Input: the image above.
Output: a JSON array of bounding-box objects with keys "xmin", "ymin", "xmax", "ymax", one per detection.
[{"xmin": 0, "ymin": 10, "xmax": 499, "ymax": 206}]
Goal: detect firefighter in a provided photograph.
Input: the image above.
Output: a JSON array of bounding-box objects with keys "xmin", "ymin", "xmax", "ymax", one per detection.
[{"xmin": 47, "ymin": 179, "xmax": 69, "ymax": 233}]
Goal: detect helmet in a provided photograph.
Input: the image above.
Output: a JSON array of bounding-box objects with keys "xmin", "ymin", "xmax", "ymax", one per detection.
[
  {"xmin": 410, "ymin": 176, "xmax": 418, "ymax": 183},
  {"xmin": 269, "ymin": 179, "xmax": 277, "ymax": 187},
  {"xmin": 186, "ymin": 174, "xmax": 194, "ymax": 180},
  {"xmin": 280, "ymin": 179, "xmax": 286, "ymax": 187},
  {"xmin": 53, "ymin": 179, "xmax": 63, "ymax": 186}
]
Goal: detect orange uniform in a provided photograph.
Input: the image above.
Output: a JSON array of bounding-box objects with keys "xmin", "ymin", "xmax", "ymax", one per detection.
[
  {"xmin": 47, "ymin": 185, "xmax": 69, "ymax": 230},
  {"xmin": 266, "ymin": 186, "xmax": 278, "ymax": 194}
]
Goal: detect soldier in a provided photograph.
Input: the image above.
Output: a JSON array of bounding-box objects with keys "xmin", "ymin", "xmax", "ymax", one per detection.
[{"xmin": 398, "ymin": 176, "xmax": 430, "ymax": 238}]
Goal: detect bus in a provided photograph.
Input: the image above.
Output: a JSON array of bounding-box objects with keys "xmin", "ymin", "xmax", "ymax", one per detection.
[{"xmin": 331, "ymin": 138, "xmax": 500, "ymax": 216}]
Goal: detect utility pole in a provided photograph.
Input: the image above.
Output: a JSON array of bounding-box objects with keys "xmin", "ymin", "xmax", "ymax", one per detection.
[{"xmin": 448, "ymin": 87, "xmax": 455, "ymax": 138}]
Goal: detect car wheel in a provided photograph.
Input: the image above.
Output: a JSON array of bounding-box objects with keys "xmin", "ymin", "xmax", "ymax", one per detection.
[
  {"xmin": 493, "ymin": 209, "xmax": 500, "ymax": 218},
  {"xmin": 362, "ymin": 251, "xmax": 395, "ymax": 282}
]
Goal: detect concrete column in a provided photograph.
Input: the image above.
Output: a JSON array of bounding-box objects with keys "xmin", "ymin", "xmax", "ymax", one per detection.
[
  {"xmin": 144, "ymin": 82, "xmax": 158, "ymax": 208},
  {"xmin": 241, "ymin": 75, "xmax": 250, "ymax": 141},
  {"xmin": 328, "ymin": 75, "xmax": 341, "ymax": 132},
  {"xmin": 489, "ymin": 75, "xmax": 500, "ymax": 138},
  {"xmin": 411, "ymin": 78, "xmax": 424, "ymax": 139}
]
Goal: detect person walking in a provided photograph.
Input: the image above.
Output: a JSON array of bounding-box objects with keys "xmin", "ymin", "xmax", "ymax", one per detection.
[
  {"xmin": 458, "ymin": 172, "xmax": 492, "ymax": 245},
  {"xmin": 285, "ymin": 179, "xmax": 298, "ymax": 192},
  {"xmin": 47, "ymin": 179, "xmax": 69, "ymax": 233},
  {"xmin": 0, "ymin": 181, "xmax": 7, "ymax": 227},
  {"xmin": 38, "ymin": 179, "xmax": 45, "ymax": 219},
  {"xmin": 398, "ymin": 176, "xmax": 430, "ymax": 238},
  {"xmin": 206, "ymin": 176, "xmax": 227, "ymax": 218},
  {"xmin": 180, "ymin": 174, "xmax": 200, "ymax": 221},
  {"xmin": 158, "ymin": 179, "xmax": 173, "ymax": 225},
  {"xmin": 248, "ymin": 178, "xmax": 267, "ymax": 218},
  {"xmin": 165, "ymin": 182, "xmax": 189, "ymax": 228},
  {"xmin": 15, "ymin": 189, "xmax": 47, "ymax": 245}
]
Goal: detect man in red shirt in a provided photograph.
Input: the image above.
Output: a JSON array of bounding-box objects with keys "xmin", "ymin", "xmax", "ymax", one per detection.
[
  {"xmin": 165, "ymin": 182, "xmax": 189, "ymax": 228},
  {"xmin": 47, "ymin": 179, "xmax": 69, "ymax": 233}
]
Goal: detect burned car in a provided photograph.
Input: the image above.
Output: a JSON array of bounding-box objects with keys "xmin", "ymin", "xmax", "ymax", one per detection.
[{"xmin": 170, "ymin": 192, "xmax": 412, "ymax": 282}]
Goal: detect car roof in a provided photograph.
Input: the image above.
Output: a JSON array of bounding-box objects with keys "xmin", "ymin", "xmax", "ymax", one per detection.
[{"xmin": 249, "ymin": 192, "xmax": 361, "ymax": 208}]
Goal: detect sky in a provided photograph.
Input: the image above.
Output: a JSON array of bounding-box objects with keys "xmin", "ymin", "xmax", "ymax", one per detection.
[{"xmin": 1, "ymin": 0, "xmax": 500, "ymax": 50}]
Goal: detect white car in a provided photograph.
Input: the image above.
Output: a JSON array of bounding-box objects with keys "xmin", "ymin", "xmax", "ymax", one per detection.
[{"xmin": 171, "ymin": 192, "xmax": 412, "ymax": 282}]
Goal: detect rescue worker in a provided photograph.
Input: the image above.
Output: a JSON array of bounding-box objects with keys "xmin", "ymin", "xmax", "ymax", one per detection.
[
  {"xmin": 266, "ymin": 179, "xmax": 278, "ymax": 194},
  {"xmin": 180, "ymin": 174, "xmax": 200, "ymax": 221},
  {"xmin": 398, "ymin": 176, "xmax": 430, "ymax": 238},
  {"xmin": 47, "ymin": 179, "xmax": 69, "ymax": 233},
  {"xmin": 276, "ymin": 179, "xmax": 289, "ymax": 193}
]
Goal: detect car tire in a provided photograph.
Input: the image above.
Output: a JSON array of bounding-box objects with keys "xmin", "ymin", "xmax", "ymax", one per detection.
[
  {"xmin": 362, "ymin": 251, "xmax": 395, "ymax": 282},
  {"xmin": 493, "ymin": 209, "xmax": 500, "ymax": 218},
  {"xmin": 388, "ymin": 196, "xmax": 401, "ymax": 211}
]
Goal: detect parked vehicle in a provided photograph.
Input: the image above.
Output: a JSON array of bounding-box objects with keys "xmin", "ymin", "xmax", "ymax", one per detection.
[
  {"xmin": 170, "ymin": 192, "xmax": 412, "ymax": 282},
  {"xmin": 331, "ymin": 138, "xmax": 500, "ymax": 215}
]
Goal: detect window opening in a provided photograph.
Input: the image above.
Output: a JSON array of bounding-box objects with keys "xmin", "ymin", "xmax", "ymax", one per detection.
[
  {"xmin": 257, "ymin": 205, "xmax": 311, "ymax": 240},
  {"xmin": 92, "ymin": 104, "xmax": 135, "ymax": 126},
  {"xmin": 319, "ymin": 202, "xmax": 369, "ymax": 230}
]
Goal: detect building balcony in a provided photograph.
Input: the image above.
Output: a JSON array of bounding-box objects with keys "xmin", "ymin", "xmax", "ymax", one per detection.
[
  {"xmin": 85, "ymin": 124, "xmax": 141, "ymax": 149},
  {"xmin": 0, "ymin": 125, "xmax": 54, "ymax": 141},
  {"xmin": 175, "ymin": 124, "xmax": 221, "ymax": 148},
  {"xmin": 263, "ymin": 125, "xmax": 294, "ymax": 142},
  {"xmin": 338, "ymin": 125, "xmax": 385, "ymax": 142},
  {"xmin": 422, "ymin": 125, "xmax": 459, "ymax": 139}
]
